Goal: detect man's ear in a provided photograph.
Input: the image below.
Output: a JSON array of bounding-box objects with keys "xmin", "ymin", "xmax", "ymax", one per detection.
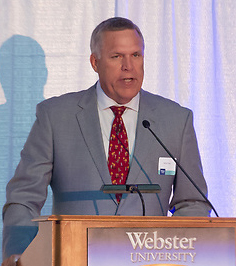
[{"xmin": 90, "ymin": 53, "xmax": 98, "ymax": 73}]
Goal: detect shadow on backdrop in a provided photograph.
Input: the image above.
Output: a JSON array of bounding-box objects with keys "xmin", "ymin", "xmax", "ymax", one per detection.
[
  {"xmin": 0, "ymin": 34, "xmax": 47, "ymax": 178},
  {"xmin": 0, "ymin": 35, "xmax": 51, "ymax": 261}
]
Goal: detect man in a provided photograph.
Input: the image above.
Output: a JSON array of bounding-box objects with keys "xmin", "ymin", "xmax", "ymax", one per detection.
[{"xmin": 2, "ymin": 17, "xmax": 211, "ymax": 265}]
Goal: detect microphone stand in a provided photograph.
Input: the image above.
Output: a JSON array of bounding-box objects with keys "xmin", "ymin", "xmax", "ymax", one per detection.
[{"xmin": 128, "ymin": 185, "xmax": 145, "ymax": 216}]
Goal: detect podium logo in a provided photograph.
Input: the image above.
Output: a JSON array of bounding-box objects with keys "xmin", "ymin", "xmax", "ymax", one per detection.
[
  {"xmin": 126, "ymin": 232, "xmax": 197, "ymax": 263},
  {"xmin": 126, "ymin": 232, "xmax": 197, "ymax": 250}
]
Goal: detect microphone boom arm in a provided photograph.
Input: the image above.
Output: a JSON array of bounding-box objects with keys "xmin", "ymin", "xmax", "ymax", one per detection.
[{"xmin": 143, "ymin": 120, "xmax": 219, "ymax": 217}]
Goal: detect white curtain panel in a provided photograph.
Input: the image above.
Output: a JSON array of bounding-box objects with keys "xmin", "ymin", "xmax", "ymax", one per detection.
[{"xmin": 0, "ymin": 0, "xmax": 236, "ymax": 261}]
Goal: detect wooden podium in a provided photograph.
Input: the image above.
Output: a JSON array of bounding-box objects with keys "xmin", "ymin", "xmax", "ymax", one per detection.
[{"xmin": 18, "ymin": 215, "xmax": 236, "ymax": 266}]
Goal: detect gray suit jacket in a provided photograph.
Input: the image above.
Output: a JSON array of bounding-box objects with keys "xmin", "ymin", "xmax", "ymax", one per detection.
[{"xmin": 2, "ymin": 84, "xmax": 210, "ymax": 259}]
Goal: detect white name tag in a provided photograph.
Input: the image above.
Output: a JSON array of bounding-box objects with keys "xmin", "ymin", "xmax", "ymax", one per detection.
[{"xmin": 158, "ymin": 157, "xmax": 176, "ymax": 175}]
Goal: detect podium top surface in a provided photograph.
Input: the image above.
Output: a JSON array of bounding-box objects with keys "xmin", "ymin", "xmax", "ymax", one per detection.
[{"xmin": 34, "ymin": 215, "xmax": 236, "ymax": 224}]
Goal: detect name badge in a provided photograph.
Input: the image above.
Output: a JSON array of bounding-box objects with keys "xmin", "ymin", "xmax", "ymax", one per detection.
[{"xmin": 158, "ymin": 157, "xmax": 176, "ymax": 175}]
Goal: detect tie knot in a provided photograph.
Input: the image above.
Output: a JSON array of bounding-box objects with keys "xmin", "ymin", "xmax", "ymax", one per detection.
[{"xmin": 110, "ymin": 106, "xmax": 126, "ymax": 116}]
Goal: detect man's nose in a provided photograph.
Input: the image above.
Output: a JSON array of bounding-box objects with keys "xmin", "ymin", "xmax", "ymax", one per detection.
[{"xmin": 121, "ymin": 56, "xmax": 133, "ymax": 71}]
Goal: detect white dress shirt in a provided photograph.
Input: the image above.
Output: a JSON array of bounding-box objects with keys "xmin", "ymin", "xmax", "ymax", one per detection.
[{"xmin": 96, "ymin": 81, "xmax": 139, "ymax": 162}]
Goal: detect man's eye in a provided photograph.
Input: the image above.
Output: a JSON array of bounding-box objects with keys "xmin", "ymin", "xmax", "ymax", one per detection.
[
  {"xmin": 112, "ymin": 55, "xmax": 121, "ymax": 59},
  {"xmin": 133, "ymin": 53, "xmax": 140, "ymax": 57}
]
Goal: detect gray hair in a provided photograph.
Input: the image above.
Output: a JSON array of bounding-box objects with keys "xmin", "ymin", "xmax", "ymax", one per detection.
[{"xmin": 90, "ymin": 17, "xmax": 144, "ymax": 57}]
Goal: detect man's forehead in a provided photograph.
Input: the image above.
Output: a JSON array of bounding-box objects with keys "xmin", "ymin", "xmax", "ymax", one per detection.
[
  {"xmin": 101, "ymin": 30, "xmax": 144, "ymax": 49},
  {"xmin": 102, "ymin": 29, "xmax": 142, "ymax": 39}
]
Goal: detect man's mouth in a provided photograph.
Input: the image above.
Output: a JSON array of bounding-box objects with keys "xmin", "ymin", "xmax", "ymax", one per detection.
[{"xmin": 123, "ymin": 78, "xmax": 133, "ymax": 83}]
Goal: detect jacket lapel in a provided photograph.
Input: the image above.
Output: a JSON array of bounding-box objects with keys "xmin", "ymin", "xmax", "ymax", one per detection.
[
  {"xmin": 75, "ymin": 85, "xmax": 112, "ymax": 186},
  {"xmin": 127, "ymin": 89, "xmax": 159, "ymax": 185}
]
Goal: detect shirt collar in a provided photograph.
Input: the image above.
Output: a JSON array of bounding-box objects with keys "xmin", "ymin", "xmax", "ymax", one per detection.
[{"xmin": 96, "ymin": 81, "xmax": 140, "ymax": 112}]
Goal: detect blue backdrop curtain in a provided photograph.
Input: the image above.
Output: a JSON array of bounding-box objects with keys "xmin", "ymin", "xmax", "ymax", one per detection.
[{"xmin": 0, "ymin": 0, "xmax": 236, "ymax": 262}]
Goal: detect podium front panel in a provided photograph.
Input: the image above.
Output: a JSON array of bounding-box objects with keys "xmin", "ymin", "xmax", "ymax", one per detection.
[{"xmin": 19, "ymin": 216, "xmax": 236, "ymax": 266}]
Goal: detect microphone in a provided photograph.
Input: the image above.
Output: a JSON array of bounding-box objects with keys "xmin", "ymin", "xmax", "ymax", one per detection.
[
  {"xmin": 101, "ymin": 184, "xmax": 161, "ymax": 194},
  {"xmin": 142, "ymin": 120, "xmax": 219, "ymax": 217},
  {"xmin": 101, "ymin": 184, "xmax": 161, "ymax": 216}
]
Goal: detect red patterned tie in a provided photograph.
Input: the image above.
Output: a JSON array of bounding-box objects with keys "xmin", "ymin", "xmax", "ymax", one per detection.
[{"xmin": 108, "ymin": 106, "xmax": 129, "ymax": 203}]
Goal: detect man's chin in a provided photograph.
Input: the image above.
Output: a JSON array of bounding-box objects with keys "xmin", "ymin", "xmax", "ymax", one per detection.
[{"xmin": 114, "ymin": 91, "xmax": 140, "ymax": 104}]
